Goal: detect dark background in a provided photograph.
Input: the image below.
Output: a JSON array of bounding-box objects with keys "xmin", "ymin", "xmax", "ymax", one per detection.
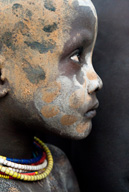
[{"xmin": 45, "ymin": 0, "xmax": 129, "ymax": 191}]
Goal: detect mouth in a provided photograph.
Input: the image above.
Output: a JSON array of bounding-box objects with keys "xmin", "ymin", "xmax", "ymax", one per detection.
[{"xmin": 84, "ymin": 102, "xmax": 99, "ymax": 119}]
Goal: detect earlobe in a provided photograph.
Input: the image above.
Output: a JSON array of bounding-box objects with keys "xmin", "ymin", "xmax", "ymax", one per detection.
[
  {"xmin": 0, "ymin": 69, "xmax": 9, "ymax": 98},
  {"xmin": 0, "ymin": 56, "xmax": 9, "ymax": 98}
]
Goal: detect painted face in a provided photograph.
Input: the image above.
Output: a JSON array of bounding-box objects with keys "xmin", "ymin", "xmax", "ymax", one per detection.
[{"xmin": 1, "ymin": 0, "xmax": 102, "ymax": 139}]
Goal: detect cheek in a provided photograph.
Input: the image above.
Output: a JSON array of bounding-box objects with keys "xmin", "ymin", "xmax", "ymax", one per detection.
[
  {"xmin": 69, "ymin": 89, "xmax": 85, "ymax": 109},
  {"xmin": 42, "ymin": 81, "xmax": 61, "ymax": 103},
  {"xmin": 34, "ymin": 77, "xmax": 92, "ymax": 136},
  {"xmin": 69, "ymin": 78, "xmax": 87, "ymax": 109},
  {"xmin": 60, "ymin": 115, "xmax": 78, "ymax": 126},
  {"xmin": 39, "ymin": 82, "xmax": 62, "ymax": 118},
  {"xmin": 34, "ymin": 73, "xmax": 91, "ymax": 128},
  {"xmin": 41, "ymin": 104, "xmax": 60, "ymax": 118}
]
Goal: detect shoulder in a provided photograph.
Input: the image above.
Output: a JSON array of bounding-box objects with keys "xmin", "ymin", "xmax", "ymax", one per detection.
[
  {"xmin": 47, "ymin": 144, "xmax": 72, "ymax": 171},
  {"xmin": 0, "ymin": 178, "xmax": 22, "ymax": 192},
  {"xmin": 47, "ymin": 144, "xmax": 68, "ymax": 160},
  {"xmin": 47, "ymin": 144, "xmax": 80, "ymax": 192}
]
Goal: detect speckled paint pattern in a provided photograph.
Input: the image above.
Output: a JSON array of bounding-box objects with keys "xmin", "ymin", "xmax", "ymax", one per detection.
[{"xmin": 0, "ymin": 0, "xmax": 102, "ymax": 140}]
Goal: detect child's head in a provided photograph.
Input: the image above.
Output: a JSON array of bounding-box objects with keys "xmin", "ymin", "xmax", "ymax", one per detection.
[{"xmin": 0, "ymin": 0, "xmax": 102, "ymax": 139}]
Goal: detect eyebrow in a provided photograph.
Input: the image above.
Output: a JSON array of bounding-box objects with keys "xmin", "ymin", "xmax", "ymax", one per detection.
[
  {"xmin": 61, "ymin": 29, "xmax": 94, "ymax": 58},
  {"xmin": 72, "ymin": 29, "xmax": 94, "ymax": 47}
]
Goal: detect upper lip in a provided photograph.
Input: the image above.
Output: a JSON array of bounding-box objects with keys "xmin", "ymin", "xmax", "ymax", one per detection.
[{"xmin": 86, "ymin": 102, "xmax": 99, "ymax": 113}]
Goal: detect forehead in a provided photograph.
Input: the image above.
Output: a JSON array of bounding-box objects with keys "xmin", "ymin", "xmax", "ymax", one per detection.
[
  {"xmin": 0, "ymin": 1, "xmax": 73, "ymax": 57},
  {"xmin": 69, "ymin": 0, "xmax": 97, "ymax": 41},
  {"xmin": 77, "ymin": 0, "xmax": 97, "ymax": 16},
  {"xmin": 0, "ymin": 0, "xmax": 97, "ymax": 60}
]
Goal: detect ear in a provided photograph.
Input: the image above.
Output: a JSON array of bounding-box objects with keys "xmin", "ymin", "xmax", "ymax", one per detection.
[{"xmin": 0, "ymin": 56, "xmax": 9, "ymax": 98}]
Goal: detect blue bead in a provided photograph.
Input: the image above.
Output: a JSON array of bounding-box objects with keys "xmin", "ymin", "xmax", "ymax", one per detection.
[{"xmin": 6, "ymin": 139, "xmax": 45, "ymax": 164}]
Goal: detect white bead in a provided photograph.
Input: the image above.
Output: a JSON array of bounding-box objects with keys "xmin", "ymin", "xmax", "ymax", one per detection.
[
  {"xmin": 15, "ymin": 164, "xmax": 18, "ymax": 169},
  {"xmin": 11, "ymin": 162, "xmax": 15, "ymax": 167},
  {"xmin": 1, "ymin": 158, "xmax": 48, "ymax": 171},
  {"xmin": 7, "ymin": 161, "xmax": 11, "ymax": 166},
  {"xmin": 24, "ymin": 165, "xmax": 27, "ymax": 170},
  {"xmin": 19, "ymin": 164, "xmax": 22, "ymax": 169}
]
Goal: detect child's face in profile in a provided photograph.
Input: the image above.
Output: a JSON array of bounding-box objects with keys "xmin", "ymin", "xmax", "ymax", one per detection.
[{"xmin": 1, "ymin": 0, "xmax": 102, "ymax": 139}]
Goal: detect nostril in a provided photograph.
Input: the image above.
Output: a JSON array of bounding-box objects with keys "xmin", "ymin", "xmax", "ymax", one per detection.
[{"xmin": 95, "ymin": 88, "xmax": 99, "ymax": 92}]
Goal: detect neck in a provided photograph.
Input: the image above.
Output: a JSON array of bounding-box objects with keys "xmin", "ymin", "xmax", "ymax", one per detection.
[{"xmin": 0, "ymin": 118, "xmax": 34, "ymax": 159}]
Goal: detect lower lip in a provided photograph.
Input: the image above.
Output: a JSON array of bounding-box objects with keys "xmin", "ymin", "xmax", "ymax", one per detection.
[{"xmin": 84, "ymin": 110, "xmax": 96, "ymax": 119}]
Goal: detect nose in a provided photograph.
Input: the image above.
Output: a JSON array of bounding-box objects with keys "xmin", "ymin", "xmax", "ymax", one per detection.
[{"xmin": 87, "ymin": 70, "xmax": 103, "ymax": 94}]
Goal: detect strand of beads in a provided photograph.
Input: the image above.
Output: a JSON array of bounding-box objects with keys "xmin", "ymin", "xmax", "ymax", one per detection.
[
  {"xmin": 0, "ymin": 174, "xmax": 9, "ymax": 179},
  {"xmin": 6, "ymin": 142, "xmax": 43, "ymax": 164},
  {"xmin": 0, "ymin": 158, "xmax": 48, "ymax": 171},
  {"xmin": 0, "ymin": 137, "xmax": 53, "ymax": 181}
]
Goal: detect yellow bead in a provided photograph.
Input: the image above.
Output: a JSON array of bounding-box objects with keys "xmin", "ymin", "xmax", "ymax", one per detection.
[
  {"xmin": 33, "ymin": 175, "xmax": 36, "ymax": 181},
  {"xmin": 17, "ymin": 174, "xmax": 21, "ymax": 179},
  {"xmin": 5, "ymin": 168, "xmax": 10, "ymax": 175},
  {"xmin": 28, "ymin": 176, "xmax": 31, "ymax": 181},
  {"xmin": 12, "ymin": 172, "xmax": 18, "ymax": 178},
  {"xmin": 44, "ymin": 172, "xmax": 48, "ymax": 178},
  {"xmin": 31, "ymin": 176, "xmax": 34, "ymax": 181},
  {"xmin": 45, "ymin": 170, "xmax": 49, "ymax": 175},
  {"xmin": 41, "ymin": 175, "xmax": 45, "ymax": 179},
  {"xmin": 1, "ymin": 166, "xmax": 6, "ymax": 172},
  {"xmin": 9, "ymin": 170, "xmax": 14, "ymax": 176},
  {"xmin": 24, "ymin": 175, "xmax": 28, "ymax": 181},
  {"xmin": 48, "ymin": 157, "xmax": 53, "ymax": 161},
  {"xmin": 48, "ymin": 167, "xmax": 51, "ymax": 171},
  {"xmin": 27, "ymin": 176, "xmax": 31, "ymax": 181},
  {"xmin": 0, "ymin": 156, "xmax": 6, "ymax": 160},
  {"xmin": 20, "ymin": 174, "xmax": 25, "ymax": 180}
]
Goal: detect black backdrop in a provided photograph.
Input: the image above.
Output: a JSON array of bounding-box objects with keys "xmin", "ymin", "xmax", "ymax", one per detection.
[{"xmin": 45, "ymin": 0, "xmax": 129, "ymax": 191}]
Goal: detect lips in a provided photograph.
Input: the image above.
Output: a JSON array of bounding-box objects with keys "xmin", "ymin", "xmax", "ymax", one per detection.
[{"xmin": 84, "ymin": 102, "xmax": 99, "ymax": 119}]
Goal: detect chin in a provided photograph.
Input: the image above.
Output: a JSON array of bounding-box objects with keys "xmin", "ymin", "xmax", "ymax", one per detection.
[{"xmin": 58, "ymin": 120, "xmax": 92, "ymax": 140}]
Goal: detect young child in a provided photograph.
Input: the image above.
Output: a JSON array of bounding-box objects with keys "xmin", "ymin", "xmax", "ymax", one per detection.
[{"xmin": 0, "ymin": 0, "xmax": 103, "ymax": 191}]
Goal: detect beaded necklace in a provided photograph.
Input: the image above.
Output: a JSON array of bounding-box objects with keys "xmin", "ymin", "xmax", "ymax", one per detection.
[{"xmin": 0, "ymin": 137, "xmax": 53, "ymax": 181}]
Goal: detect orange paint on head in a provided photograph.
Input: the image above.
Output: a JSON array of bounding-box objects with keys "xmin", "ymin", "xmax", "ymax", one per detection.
[
  {"xmin": 41, "ymin": 104, "xmax": 60, "ymax": 118},
  {"xmin": 76, "ymin": 122, "xmax": 89, "ymax": 133},
  {"xmin": 42, "ymin": 81, "xmax": 61, "ymax": 103},
  {"xmin": 87, "ymin": 71, "xmax": 97, "ymax": 80},
  {"xmin": 60, "ymin": 115, "xmax": 78, "ymax": 126},
  {"xmin": 69, "ymin": 89, "xmax": 85, "ymax": 109}
]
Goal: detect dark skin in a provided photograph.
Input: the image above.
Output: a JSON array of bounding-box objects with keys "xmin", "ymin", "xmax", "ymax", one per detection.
[{"xmin": 0, "ymin": 0, "xmax": 102, "ymax": 191}]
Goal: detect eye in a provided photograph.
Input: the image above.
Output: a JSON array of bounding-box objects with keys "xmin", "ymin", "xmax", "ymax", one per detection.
[
  {"xmin": 71, "ymin": 54, "xmax": 80, "ymax": 62},
  {"xmin": 70, "ymin": 48, "xmax": 83, "ymax": 64}
]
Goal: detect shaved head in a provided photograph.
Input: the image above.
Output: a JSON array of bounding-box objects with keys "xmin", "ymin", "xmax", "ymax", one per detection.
[{"xmin": 0, "ymin": 0, "xmax": 102, "ymax": 139}]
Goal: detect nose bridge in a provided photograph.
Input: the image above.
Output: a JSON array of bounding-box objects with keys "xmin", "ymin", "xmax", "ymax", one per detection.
[{"xmin": 87, "ymin": 66, "xmax": 103, "ymax": 94}]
